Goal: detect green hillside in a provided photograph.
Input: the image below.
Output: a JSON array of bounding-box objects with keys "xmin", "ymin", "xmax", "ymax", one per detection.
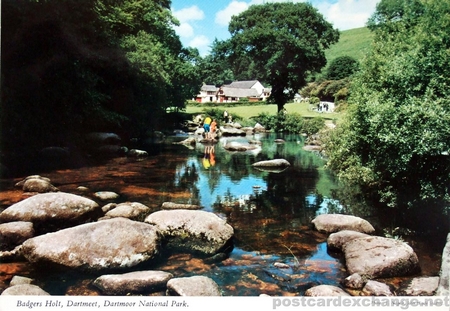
[{"xmin": 325, "ymin": 27, "xmax": 374, "ymax": 65}]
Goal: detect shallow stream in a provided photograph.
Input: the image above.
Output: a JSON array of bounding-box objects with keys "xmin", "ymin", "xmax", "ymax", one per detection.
[{"xmin": 0, "ymin": 133, "xmax": 444, "ymax": 296}]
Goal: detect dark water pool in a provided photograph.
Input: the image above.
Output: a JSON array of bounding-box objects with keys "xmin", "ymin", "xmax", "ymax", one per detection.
[{"xmin": 0, "ymin": 132, "xmax": 443, "ymax": 295}]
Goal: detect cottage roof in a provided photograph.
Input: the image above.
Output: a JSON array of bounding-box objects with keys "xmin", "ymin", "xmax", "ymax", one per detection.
[
  {"xmin": 201, "ymin": 84, "xmax": 218, "ymax": 92},
  {"xmin": 220, "ymin": 87, "xmax": 260, "ymax": 98},
  {"xmin": 227, "ymin": 80, "xmax": 259, "ymax": 89}
]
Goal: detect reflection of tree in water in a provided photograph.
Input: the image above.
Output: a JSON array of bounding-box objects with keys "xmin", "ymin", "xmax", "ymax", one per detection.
[
  {"xmin": 220, "ymin": 153, "xmax": 258, "ymax": 182},
  {"xmin": 213, "ymin": 166, "xmax": 325, "ymax": 254},
  {"xmin": 173, "ymin": 160, "xmax": 200, "ymax": 204}
]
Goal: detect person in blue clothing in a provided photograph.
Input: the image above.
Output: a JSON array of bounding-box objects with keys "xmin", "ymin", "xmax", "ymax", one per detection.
[{"xmin": 203, "ymin": 116, "xmax": 212, "ymax": 139}]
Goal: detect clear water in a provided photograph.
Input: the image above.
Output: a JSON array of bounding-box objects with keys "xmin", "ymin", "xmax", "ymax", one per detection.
[{"xmin": 0, "ymin": 132, "xmax": 441, "ymax": 296}]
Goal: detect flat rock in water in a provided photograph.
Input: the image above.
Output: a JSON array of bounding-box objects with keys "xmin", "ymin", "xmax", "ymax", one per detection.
[
  {"xmin": 219, "ymin": 126, "xmax": 245, "ymax": 136},
  {"xmin": 161, "ymin": 202, "xmax": 201, "ymax": 210},
  {"xmin": 15, "ymin": 175, "xmax": 50, "ymax": 188},
  {"xmin": 312, "ymin": 214, "xmax": 375, "ymax": 234},
  {"xmin": 94, "ymin": 191, "xmax": 119, "ymax": 201},
  {"xmin": 327, "ymin": 230, "xmax": 370, "ymax": 251},
  {"xmin": 145, "ymin": 209, "xmax": 234, "ymax": 255},
  {"xmin": 360, "ymin": 280, "xmax": 394, "ymax": 296},
  {"xmin": 396, "ymin": 276, "xmax": 440, "ymax": 296},
  {"xmin": 224, "ymin": 142, "xmax": 258, "ymax": 152},
  {"xmin": 22, "ymin": 178, "xmax": 59, "ymax": 193},
  {"xmin": 93, "ymin": 270, "xmax": 173, "ymax": 295},
  {"xmin": 341, "ymin": 273, "xmax": 366, "ymax": 290},
  {"xmin": 0, "ymin": 192, "xmax": 101, "ymax": 233},
  {"xmin": 166, "ymin": 276, "xmax": 221, "ymax": 296},
  {"xmin": 102, "ymin": 202, "xmax": 150, "ymax": 220},
  {"xmin": 1, "ymin": 284, "xmax": 50, "ymax": 296},
  {"xmin": 252, "ymin": 159, "xmax": 290, "ymax": 167},
  {"xmin": 9, "ymin": 276, "xmax": 34, "ymax": 286},
  {"xmin": 0, "ymin": 221, "xmax": 34, "ymax": 251},
  {"xmin": 21, "ymin": 218, "xmax": 160, "ymax": 271},
  {"xmin": 343, "ymin": 236, "xmax": 420, "ymax": 279},
  {"xmin": 305, "ymin": 285, "xmax": 350, "ymax": 296}
]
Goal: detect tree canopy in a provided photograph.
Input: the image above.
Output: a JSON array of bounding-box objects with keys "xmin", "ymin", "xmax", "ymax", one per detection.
[
  {"xmin": 326, "ymin": 0, "xmax": 450, "ymax": 210},
  {"xmin": 325, "ymin": 56, "xmax": 360, "ymax": 80},
  {"xmin": 220, "ymin": 2, "xmax": 339, "ymax": 112},
  {"xmin": 1, "ymin": 0, "xmax": 201, "ymax": 168}
]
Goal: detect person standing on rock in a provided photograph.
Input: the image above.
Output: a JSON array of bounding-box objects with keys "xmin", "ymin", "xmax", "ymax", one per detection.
[
  {"xmin": 210, "ymin": 119, "xmax": 217, "ymax": 140},
  {"xmin": 223, "ymin": 110, "xmax": 228, "ymax": 123},
  {"xmin": 203, "ymin": 116, "xmax": 212, "ymax": 139}
]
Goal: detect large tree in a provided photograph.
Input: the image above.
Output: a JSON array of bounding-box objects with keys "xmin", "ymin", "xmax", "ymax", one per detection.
[
  {"xmin": 326, "ymin": 0, "xmax": 450, "ymax": 210},
  {"xmin": 223, "ymin": 2, "xmax": 339, "ymax": 112},
  {"xmin": 1, "ymin": 0, "xmax": 200, "ymax": 163}
]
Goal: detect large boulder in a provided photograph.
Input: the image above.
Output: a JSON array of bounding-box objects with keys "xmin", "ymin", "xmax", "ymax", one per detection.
[
  {"xmin": 93, "ymin": 270, "xmax": 173, "ymax": 295},
  {"xmin": 145, "ymin": 210, "xmax": 234, "ymax": 256},
  {"xmin": 166, "ymin": 276, "xmax": 221, "ymax": 296},
  {"xmin": 0, "ymin": 221, "xmax": 34, "ymax": 251},
  {"xmin": 0, "ymin": 192, "xmax": 101, "ymax": 234},
  {"xmin": 1, "ymin": 284, "xmax": 50, "ymax": 296},
  {"xmin": 343, "ymin": 236, "xmax": 420, "ymax": 279},
  {"xmin": 252, "ymin": 159, "xmax": 290, "ymax": 167},
  {"xmin": 327, "ymin": 230, "xmax": 370, "ymax": 251},
  {"xmin": 312, "ymin": 214, "xmax": 375, "ymax": 234},
  {"xmin": 21, "ymin": 218, "xmax": 160, "ymax": 271}
]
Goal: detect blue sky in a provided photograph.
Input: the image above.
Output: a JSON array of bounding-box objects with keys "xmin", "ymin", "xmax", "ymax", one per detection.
[{"xmin": 171, "ymin": 0, "xmax": 380, "ymax": 56}]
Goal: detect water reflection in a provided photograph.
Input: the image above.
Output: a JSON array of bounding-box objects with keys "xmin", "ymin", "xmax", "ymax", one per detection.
[{"xmin": 0, "ymin": 132, "xmax": 349, "ymax": 296}]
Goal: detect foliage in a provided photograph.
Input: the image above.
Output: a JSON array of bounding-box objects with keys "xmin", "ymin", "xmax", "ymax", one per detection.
[
  {"xmin": 302, "ymin": 118, "xmax": 326, "ymax": 136},
  {"xmin": 300, "ymin": 79, "xmax": 351, "ymax": 103},
  {"xmin": 252, "ymin": 112, "xmax": 325, "ymax": 135},
  {"xmin": 325, "ymin": 56, "xmax": 360, "ymax": 80},
  {"xmin": 325, "ymin": 0, "xmax": 450, "ymax": 209},
  {"xmin": 221, "ymin": 2, "xmax": 339, "ymax": 112},
  {"xmin": 202, "ymin": 108, "xmax": 242, "ymax": 123},
  {"xmin": 197, "ymin": 39, "xmax": 235, "ymax": 86},
  {"xmin": 1, "ymin": 0, "xmax": 201, "ymax": 160}
]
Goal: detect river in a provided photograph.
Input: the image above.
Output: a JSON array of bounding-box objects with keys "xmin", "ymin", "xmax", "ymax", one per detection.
[{"xmin": 0, "ymin": 132, "xmax": 445, "ymax": 296}]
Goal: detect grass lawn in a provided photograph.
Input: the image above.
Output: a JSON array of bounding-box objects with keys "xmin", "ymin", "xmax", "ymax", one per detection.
[{"xmin": 185, "ymin": 102, "xmax": 343, "ymax": 123}]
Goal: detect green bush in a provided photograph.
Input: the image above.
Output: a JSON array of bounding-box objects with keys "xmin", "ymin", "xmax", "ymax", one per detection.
[
  {"xmin": 325, "ymin": 56, "xmax": 360, "ymax": 80},
  {"xmin": 202, "ymin": 108, "xmax": 243, "ymax": 124},
  {"xmin": 252, "ymin": 112, "xmax": 324, "ymax": 134},
  {"xmin": 302, "ymin": 117, "xmax": 325, "ymax": 136}
]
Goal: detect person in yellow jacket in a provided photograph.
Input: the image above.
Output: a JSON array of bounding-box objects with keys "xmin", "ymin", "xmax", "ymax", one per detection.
[{"xmin": 203, "ymin": 116, "xmax": 212, "ymax": 139}]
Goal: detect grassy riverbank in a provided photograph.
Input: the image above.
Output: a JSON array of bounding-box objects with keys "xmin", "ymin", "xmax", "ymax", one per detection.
[{"xmin": 185, "ymin": 102, "xmax": 343, "ymax": 123}]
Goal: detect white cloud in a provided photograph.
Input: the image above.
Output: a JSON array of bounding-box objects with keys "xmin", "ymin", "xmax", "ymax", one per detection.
[
  {"xmin": 174, "ymin": 23, "xmax": 194, "ymax": 38},
  {"xmin": 172, "ymin": 5, "xmax": 205, "ymax": 23},
  {"xmin": 172, "ymin": 5, "xmax": 206, "ymax": 40},
  {"xmin": 215, "ymin": 1, "xmax": 249, "ymax": 26},
  {"xmin": 189, "ymin": 35, "xmax": 211, "ymax": 56},
  {"xmin": 313, "ymin": 0, "xmax": 379, "ymax": 30},
  {"xmin": 220, "ymin": 0, "xmax": 379, "ymax": 30}
]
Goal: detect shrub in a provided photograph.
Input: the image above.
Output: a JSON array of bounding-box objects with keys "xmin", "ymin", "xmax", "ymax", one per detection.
[
  {"xmin": 302, "ymin": 117, "xmax": 325, "ymax": 136},
  {"xmin": 325, "ymin": 56, "xmax": 360, "ymax": 80}
]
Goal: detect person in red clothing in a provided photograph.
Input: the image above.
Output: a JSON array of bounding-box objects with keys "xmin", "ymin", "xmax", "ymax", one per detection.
[{"xmin": 209, "ymin": 119, "xmax": 217, "ymax": 140}]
